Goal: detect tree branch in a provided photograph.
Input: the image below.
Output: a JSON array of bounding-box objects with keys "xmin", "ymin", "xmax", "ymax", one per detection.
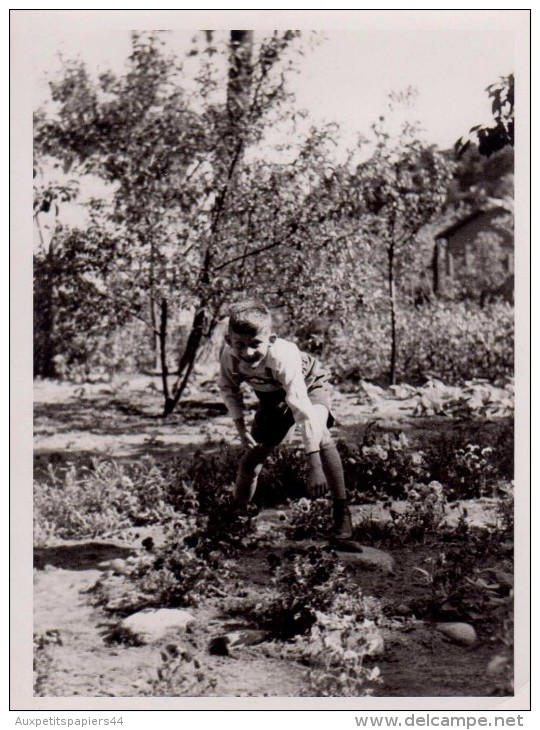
[{"xmin": 214, "ymin": 220, "xmax": 301, "ymax": 271}]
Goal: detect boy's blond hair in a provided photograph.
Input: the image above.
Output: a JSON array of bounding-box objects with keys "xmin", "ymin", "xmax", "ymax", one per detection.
[{"xmin": 228, "ymin": 300, "xmax": 272, "ymax": 336}]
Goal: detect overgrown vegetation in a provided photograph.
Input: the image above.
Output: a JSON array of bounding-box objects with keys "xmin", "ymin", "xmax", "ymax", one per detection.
[{"xmin": 330, "ymin": 301, "xmax": 513, "ymax": 386}]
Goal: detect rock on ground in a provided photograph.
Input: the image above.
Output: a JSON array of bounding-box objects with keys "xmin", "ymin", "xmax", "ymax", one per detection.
[
  {"xmin": 436, "ymin": 622, "xmax": 477, "ymax": 646},
  {"xmin": 335, "ymin": 545, "xmax": 395, "ymax": 574},
  {"xmin": 118, "ymin": 608, "xmax": 196, "ymax": 644}
]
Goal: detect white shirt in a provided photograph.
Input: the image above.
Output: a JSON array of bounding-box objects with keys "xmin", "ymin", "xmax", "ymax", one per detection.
[{"xmin": 218, "ymin": 337, "xmax": 323, "ymax": 452}]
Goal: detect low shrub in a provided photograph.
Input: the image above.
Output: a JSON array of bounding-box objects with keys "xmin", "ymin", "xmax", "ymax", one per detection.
[
  {"xmin": 328, "ymin": 301, "xmax": 513, "ymax": 386},
  {"xmin": 144, "ymin": 643, "xmax": 217, "ymax": 697},
  {"xmin": 338, "ymin": 430, "xmax": 429, "ymax": 501},
  {"xmin": 250, "ymin": 545, "xmax": 361, "ymax": 639},
  {"xmin": 284, "ymin": 498, "xmax": 332, "ymax": 540},
  {"xmin": 34, "ymin": 457, "xmax": 175, "ymax": 544},
  {"xmin": 398, "ymin": 301, "xmax": 513, "ymax": 384},
  {"xmin": 388, "ymin": 480, "xmax": 447, "ymax": 543},
  {"xmin": 92, "ymin": 519, "xmax": 231, "ymax": 614},
  {"xmin": 409, "ymin": 494, "xmax": 513, "ymax": 624},
  {"xmin": 305, "ymin": 613, "xmax": 383, "ymax": 697},
  {"xmin": 422, "ymin": 424, "xmax": 512, "ymax": 499}
]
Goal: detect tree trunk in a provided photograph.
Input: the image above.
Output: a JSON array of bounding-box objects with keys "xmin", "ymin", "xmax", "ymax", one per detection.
[
  {"xmin": 163, "ymin": 306, "xmax": 207, "ymax": 416},
  {"xmin": 388, "ymin": 242, "xmax": 397, "ymax": 385},
  {"xmin": 150, "ymin": 298, "xmax": 161, "ymax": 371},
  {"xmin": 34, "ymin": 223, "xmax": 57, "ymax": 379},
  {"xmin": 161, "ymin": 32, "xmax": 254, "ymax": 416},
  {"xmin": 227, "ymin": 31, "xmax": 254, "ymax": 143},
  {"xmin": 158, "ymin": 298, "xmax": 171, "ymax": 404}
]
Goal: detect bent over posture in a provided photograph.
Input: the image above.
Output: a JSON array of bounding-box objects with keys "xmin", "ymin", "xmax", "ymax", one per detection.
[{"xmin": 217, "ymin": 300, "xmax": 353, "ymax": 541}]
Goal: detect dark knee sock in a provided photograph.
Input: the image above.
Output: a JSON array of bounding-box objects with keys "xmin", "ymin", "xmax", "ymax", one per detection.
[{"xmin": 320, "ymin": 442, "xmax": 347, "ymax": 501}]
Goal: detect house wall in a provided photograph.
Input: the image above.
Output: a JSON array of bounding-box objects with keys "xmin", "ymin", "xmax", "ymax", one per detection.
[
  {"xmin": 434, "ymin": 209, "xmax": 514, "ymax": 295},
  {"xmin": 445, "ymin": 209, "xmax": 513, "ymax": 264}
]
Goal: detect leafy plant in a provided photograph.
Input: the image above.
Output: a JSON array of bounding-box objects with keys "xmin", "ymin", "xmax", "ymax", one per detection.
[
  {"xmin": 34, "ymin": 457, "xmax": 176, "ymax": 544},
  {"xmin": 397, "ymin": 301, "xmax": 514, "ymax": 385},
  {"xmin": 339, "ymin": 430, "xmax": 428, "ymax": 501},
  {"xmin": 305, "ymin": 612, "xmax": 383, "ymax": 697},
  {"xmin": 144, "ymin": 642, "xmax": 217, "ymax": 697},
  {"xmin": 33, "ymin": 630, "xmax": 63, "ymax": 696},
  {"xmin": 389, "ymin": 480, "xmax": 447, "ymax": 543},
  {"xmin": 457, "ymin": 74, "xmax": 514, "ymax": 158},
  {"xmin": 93, "ymin": 521, "xmax": 227, "ymax": 614},
  {"xmin": 250, "ymin": 545, "xmax": 356, "ymax": 638},
  {"xmin": 411, "ymin": 506, "xmax": 513, "ymax": 624},
  {"xmin": 284, "ymin": 497, "xmax": 332, "ymax": 540},
  {"xmin": 330, "ymin": 301, "xmax": 513, "ymax": 386}
]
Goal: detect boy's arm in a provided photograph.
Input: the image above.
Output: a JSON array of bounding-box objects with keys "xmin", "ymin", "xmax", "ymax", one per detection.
[
  {"xmin": 272, "ymin": 342, "xmax": 323, "ymax": 454},
  {"xmin": 272, "ymin": 341, "xmax": 328, "ymax": 496},
  {"xmin": 217, "ymin": 349, "xmax": 254, "ymax": 447}
]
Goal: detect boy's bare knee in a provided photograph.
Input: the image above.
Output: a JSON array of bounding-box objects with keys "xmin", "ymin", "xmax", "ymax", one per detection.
[
  {"xmin": 312, "ymin": 404, "xmax": 333, "ymax": 448},
  {"xmin": 320, "ymin": 428, "xmax": 333, "ymax": 449}
]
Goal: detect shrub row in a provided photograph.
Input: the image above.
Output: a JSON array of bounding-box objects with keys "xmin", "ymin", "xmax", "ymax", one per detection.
[
  {"xmin": 34, "ymin": 417, "xmax": 513, "ymax": 548},
  {"xmin": 326, "ymin": 301, "xmax": 513, "ymax": 385}
]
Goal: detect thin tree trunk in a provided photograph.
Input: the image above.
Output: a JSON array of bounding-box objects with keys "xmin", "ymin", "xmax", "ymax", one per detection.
[
  {"xmin": 388, "ymin": 241, "xmax": 397, "ymax": 385},
  {"xmin": 163, "ymin": 306, "xmax": 207, "ymax": 416},
  {"xmin": 43, "ymin": 231, "xmax": 57, "ymax": 378},
  {"xmin": 158, "ymin": 298, "xmax": 171, "ymax": 404},
  {"xmin": 150, "ymin": 300, "xmax": 161, "ymax": 371},
  {"xmin": 149, "ymin": 235, "xmax": 161, "ymax": 370},
  {"xmin": 161, "ymin": 31, "xmax": 253, "ymax": 416}
]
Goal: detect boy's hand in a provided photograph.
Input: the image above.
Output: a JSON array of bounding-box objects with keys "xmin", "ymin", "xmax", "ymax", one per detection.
[
  {"xmin": 239, "ymin": 432, "xmax": 257, "ymax": 449},
  {"xmin": 307, "ymin": 459, "xmax": 328, "ymax": 498},
  {"xmin": 233, "ymin": 418, "xmax": 256, "ymax": 449}
]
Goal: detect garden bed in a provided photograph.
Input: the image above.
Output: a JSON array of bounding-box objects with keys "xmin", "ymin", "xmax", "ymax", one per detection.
[{"xmin": 33, "ymin": 376, "xmax": 514, "ymax": 698}]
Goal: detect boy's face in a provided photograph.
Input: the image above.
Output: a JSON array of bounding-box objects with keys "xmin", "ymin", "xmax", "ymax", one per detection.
[{"xmin": 226, "ymin": 327, "xmax": 276, "ymax": 367}]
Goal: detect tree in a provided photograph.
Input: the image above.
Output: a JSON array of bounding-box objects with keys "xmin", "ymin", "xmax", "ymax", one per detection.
[
  {"xmin": 456, "ymin": 74, "xmax": 514, "ymax": 158},
  {"xmin": 354, "ymin": 105, "xmax": 454, "ymax": 383},
  {"xmin": 33, "ymin": 168, "xmax": 79, "ymax": 377},
  {"xmin": 34, "ymin": 31, "xmax": 362, "ymax": 411}
]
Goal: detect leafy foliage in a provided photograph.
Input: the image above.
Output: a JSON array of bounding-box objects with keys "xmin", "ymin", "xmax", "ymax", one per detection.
[
  {"xmin": 105, "ymin": 525, "xmax": 227, "ymax": 611},
  {"xmin": 446, "ymin": 144, "xmax": 513, "ymax": 209},
  {"xmin": 457, "ymin": 75, "xmax": 514, "ymax": 158},
  {"xmin": 388, "ymin": 481, "xmax": 447, "ymax": 543},
  {"xmin": 33, "ymin": 31, "xmax": 374, "ymax": 411},
  {"xmin": 351, "ymin": 98, "xmax": 454, "ymax": 382},
  {"xmin": 331, "ymin": 300, "xmax": 513, "ymax": 386},
  {"xmin": 252, "ymin": 545, "xmax": 355, "ymax": 638},
  {"xmin": 34, "ymin": 457, "xmax": 176, "ymax": 544},
  {"xmin": 284, "ymin": 497, "xmax": 332, "ymax": 540},
  {"xmin": 338, "ymin": 430, "xmax": 429, "ymax": 501},
  {"xmin": 305, "ymin": 613, "xmax": 383, "ymax": 696},
  {"xmin": 144, "ymin": 643, "xmax": 218, "ymax": 697}
]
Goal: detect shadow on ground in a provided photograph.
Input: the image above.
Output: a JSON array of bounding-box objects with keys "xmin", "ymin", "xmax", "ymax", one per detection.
[
  {"xmin": 33, "ymin": 440, "xmax": 235, "ymax": 482},
  {"xmin": 34, "ymin": 396, "xmax": 228, "ymax": 436},
  {"xmin": 34, "ymin": 541, "xmax": 135, "ymax": 571}
]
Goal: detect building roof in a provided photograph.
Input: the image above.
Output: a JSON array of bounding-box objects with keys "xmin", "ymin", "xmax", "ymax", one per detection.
[{"xmin": 435, "ymin": 201, "xmax": 512, "ymax": 240}]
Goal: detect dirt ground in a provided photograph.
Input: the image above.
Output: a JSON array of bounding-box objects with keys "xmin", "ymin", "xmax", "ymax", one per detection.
[{"xmin": 33, "ymin": 376, "xmax": 510, "ymax": 699}]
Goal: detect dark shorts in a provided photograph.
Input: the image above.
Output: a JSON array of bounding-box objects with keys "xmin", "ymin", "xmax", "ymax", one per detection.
[{"xmin": 251, "ymin": 355, "xmax": 335, "ymax": 447}]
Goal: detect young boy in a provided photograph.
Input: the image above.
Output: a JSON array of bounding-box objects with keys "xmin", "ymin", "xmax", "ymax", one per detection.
[{"xmin": 217, "ymin": 300, "xmax": 353, "ymax": 541}]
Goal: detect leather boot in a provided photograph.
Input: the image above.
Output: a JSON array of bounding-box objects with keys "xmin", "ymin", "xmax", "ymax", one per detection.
[{"xmin": 332, "ymin": 500, "xmax": 353, "ymax": 541}]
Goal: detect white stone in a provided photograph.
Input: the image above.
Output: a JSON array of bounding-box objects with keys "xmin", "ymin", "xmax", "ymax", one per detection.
[
  {"xmin": 436, "ymin": 622, "xmax": 477, "ymax": 646},
  {"xmin": 119, "ymin": 608, "xmax": 195, "ymax": 643},
  {"xmin": 335, "ymin": 545, "xmax": 395, "ymax": 574}
]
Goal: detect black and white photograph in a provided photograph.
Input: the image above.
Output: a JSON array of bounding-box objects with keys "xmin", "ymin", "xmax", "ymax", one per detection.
[{"xmin": 11, "ymin": 8, "xmax": 530, "ymax": 712}]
